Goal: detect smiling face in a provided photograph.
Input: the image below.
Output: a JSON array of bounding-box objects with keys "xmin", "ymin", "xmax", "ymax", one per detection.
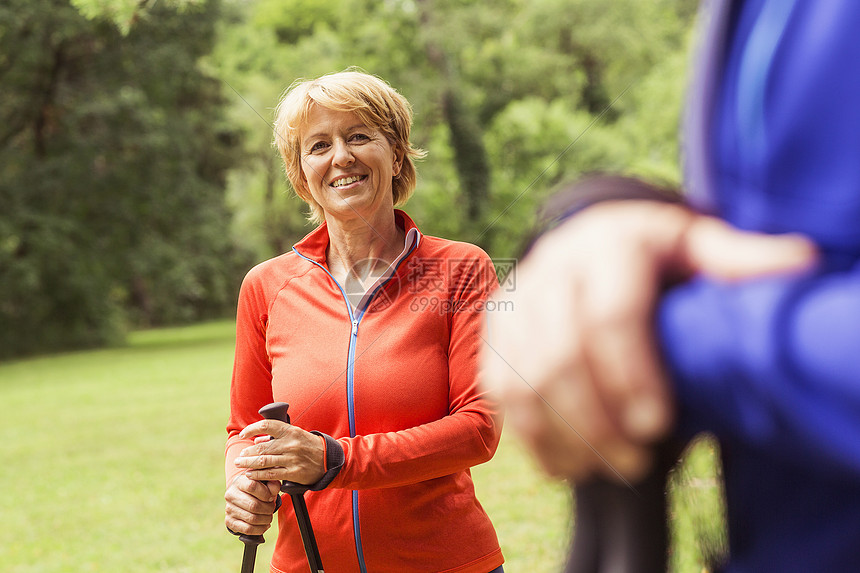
[{"xmin": 299, "ymin": 105, "xmax": 404, "ymax": 225}]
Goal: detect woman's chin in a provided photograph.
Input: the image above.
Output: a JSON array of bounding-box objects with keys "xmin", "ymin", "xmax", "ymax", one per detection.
[{"xmin": 324, "ymin": 195, "xmax": 391, "ymax": 223}]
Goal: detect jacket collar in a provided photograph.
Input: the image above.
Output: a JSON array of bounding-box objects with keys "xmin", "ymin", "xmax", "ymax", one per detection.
[
  {"xmin": 292, "ymin": 209, "xmax": 421, "ymax": 265},
  {"xmin": 683, "ymin": 0, "xmax": 734, "ymax": 213}
]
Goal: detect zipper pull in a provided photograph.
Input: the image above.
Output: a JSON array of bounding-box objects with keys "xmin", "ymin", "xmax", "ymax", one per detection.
[{"xmin": 351, "ymin": 319, "xmax": 359, "ymax": 336}]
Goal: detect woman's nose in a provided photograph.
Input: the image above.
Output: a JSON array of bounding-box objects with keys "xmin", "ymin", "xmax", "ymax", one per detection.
[{"xmin": 332, "ymin": 140, "xmax": 354, "ymax": 166}]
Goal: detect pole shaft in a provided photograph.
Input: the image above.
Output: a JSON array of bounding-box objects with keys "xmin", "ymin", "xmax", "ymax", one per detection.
[
  {"xmin": 240, "ymin": 542, "xmax": 258, "ymax": 573},
  {"xmin": 289, "ymin": 492, "xmax": 324, "ymax": 572}
]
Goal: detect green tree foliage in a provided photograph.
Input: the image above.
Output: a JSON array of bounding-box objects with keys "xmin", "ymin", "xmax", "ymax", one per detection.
[
  {"xmin": 0, "ymin": 0, "xmax": 242, "ymax": 358},
  {"xmin": 1, "ymin": 0, "xmax": 698, "ymax": 359},
  {"xmin": 70, "ymin": 0, "xmax": 207, "ymax": 34},
  {"xmin": 212, "ymin": 0, "xmax": 696, "ymax": 261}
]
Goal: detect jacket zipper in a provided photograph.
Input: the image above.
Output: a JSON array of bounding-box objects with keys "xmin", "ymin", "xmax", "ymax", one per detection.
[{"xmin": 292, "ymin": 244, "xmax": 416, "ymax": 573}]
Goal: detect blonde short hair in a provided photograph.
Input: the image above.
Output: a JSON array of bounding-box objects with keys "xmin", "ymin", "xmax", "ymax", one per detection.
[{"xmin": 273, "ymin": 70, "xmax": 426, "ymax": 224}]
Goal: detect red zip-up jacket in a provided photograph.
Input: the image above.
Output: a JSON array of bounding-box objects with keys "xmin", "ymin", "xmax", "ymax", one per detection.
[{"xmin": 226, "ymin": 210, "xmax": 504, "ymax": 573}]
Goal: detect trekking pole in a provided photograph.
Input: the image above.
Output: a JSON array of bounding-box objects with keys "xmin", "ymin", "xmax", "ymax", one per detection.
[
  {"xmin": 231, "ymin": 402, "xmax": 286, "ymax": 573},
  {"xmin": 231, "ymin": 403, "xmax": 324, "ymax": 573},
  {"xmin": 236, "ymin": 529, "xmax": 265, "ymax": 573},
  {"xmin": 258, "ymin": 402, "xmax": 325, "ymax": 573},
  {"xmin": 565, "ymin": 440, "xmax": 681, "ymax": 573}
]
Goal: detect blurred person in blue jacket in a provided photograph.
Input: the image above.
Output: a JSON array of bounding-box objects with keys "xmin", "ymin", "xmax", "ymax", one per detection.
[{"xmin": 482, "ymin": 1, "xmax": 860, "ymax": 570}]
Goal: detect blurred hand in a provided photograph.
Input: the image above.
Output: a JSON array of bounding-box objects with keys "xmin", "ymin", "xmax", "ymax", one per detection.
[
  {"xmin": 224, "ymin": 474, "xmax": 281, "ymax": 536},
  {"xmin": 233, "ymin": 420, "xmax": 326, "ymax": 485},
  {"xmin": 481, "ymin": 200, "xmax": 816, "ymax": 483}
]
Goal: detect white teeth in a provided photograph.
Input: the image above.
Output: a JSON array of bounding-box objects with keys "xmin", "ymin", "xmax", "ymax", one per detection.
[{"xmin": 331, "ymin": 175, "xmax": 362, "ymax": 188}]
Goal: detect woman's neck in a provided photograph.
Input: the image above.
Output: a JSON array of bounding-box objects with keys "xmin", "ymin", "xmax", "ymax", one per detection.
[{"xmin": 324, "ymin": 209, "xmax": 405, "ymax": 286}]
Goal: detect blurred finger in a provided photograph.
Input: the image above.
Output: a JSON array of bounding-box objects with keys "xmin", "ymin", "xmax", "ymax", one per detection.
[
  {"xmin": 581, "ymin": 250, "xmax": 673, "ymax": 442},
  {"xmin": 584, "ymin": 316, "xmax": 674, "ymax": 442},
  {"xmin": 516, "ymin": 358, "xmax": 621, "ymax": 481},
  {"xmin": 684, "ymin": 217, "xmax": 817, "ymax": 280}
]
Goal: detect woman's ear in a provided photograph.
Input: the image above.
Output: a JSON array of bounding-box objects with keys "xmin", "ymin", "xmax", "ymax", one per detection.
[
  {"xmin": 295, "ymin": 166, "xmax": 311, "ymax": 200},
  {"xmin": 392, "ymin": 146, "xmax": 405, "ymax": 177}
]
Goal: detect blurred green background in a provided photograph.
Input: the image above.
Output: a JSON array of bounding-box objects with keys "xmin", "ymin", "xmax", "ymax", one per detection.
[{"xmin": 1, "ymin": 1, "xmax": 725, "ymax": 571}]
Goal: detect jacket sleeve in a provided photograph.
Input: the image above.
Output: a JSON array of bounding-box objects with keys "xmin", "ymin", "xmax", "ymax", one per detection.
[
  {"xmin": 328, "ymin": 249, "xmax": 503, "ymax": 490},
  {"xmin": 224, "ymin": 264, "xmax": 275, "ymax": 487},
  {"xmin": 660, "ymin": 0, "xmax": 860, "ymax": 481},
  {"xmin": 660, "ymin": 252, "xmax": 860, "ymax": 480}
]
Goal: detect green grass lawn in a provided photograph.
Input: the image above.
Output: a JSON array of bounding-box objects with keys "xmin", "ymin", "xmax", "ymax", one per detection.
[{"xmin": 0, "ymin": 321, "xmax": 724, "ymax": 572}]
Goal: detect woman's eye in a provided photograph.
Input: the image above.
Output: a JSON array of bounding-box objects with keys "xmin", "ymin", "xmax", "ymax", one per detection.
[
  {"xmin": 350, "ymin": 133, "xmax": 370, "ymax": 143},
  {"xmin": 310, "ymin": 141, "xmax": 328, "ymax": 152}
]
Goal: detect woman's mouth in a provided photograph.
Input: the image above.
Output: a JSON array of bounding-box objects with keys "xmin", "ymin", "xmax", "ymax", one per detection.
[{"xmin": 330, "ymin": 175, "xmax": 365, "ymax": 188}]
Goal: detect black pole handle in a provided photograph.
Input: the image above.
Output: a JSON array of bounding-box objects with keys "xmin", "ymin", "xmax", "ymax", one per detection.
[
  {"xmin": 231, "ymin": 403, "xmax": 294, "ymax": 573},
  {"xmin": 234, "ymin": 403, "xmax": 291, "ymax": 544},
  {"xmin": 232, "ymin": 402, "xmax": 292, "ymax": 573},
  {"xmin": 259, "ymin": 402, "xmax": 314, "ymax": 494},
  {"xmin": 565, "ymin": 440, "xmax": 682, "ymax": 573},
  {"xmin": 259, "ymin": 402, "xmax": 325, "ymax": 573},
  {"xmin": 259, "ymin": 401, "xmax": 292, "ymax": 425}
]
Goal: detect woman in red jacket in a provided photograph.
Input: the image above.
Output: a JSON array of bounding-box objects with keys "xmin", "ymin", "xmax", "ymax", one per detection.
[{"xmin": 224, "ymin": 69, "xmax": 505, "ymax": 573}]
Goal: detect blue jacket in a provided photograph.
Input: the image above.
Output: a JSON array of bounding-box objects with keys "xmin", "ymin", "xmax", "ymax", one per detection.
[{"xmin": 662, "ymin": 0, "xmax": 860, "ymax": 570}]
